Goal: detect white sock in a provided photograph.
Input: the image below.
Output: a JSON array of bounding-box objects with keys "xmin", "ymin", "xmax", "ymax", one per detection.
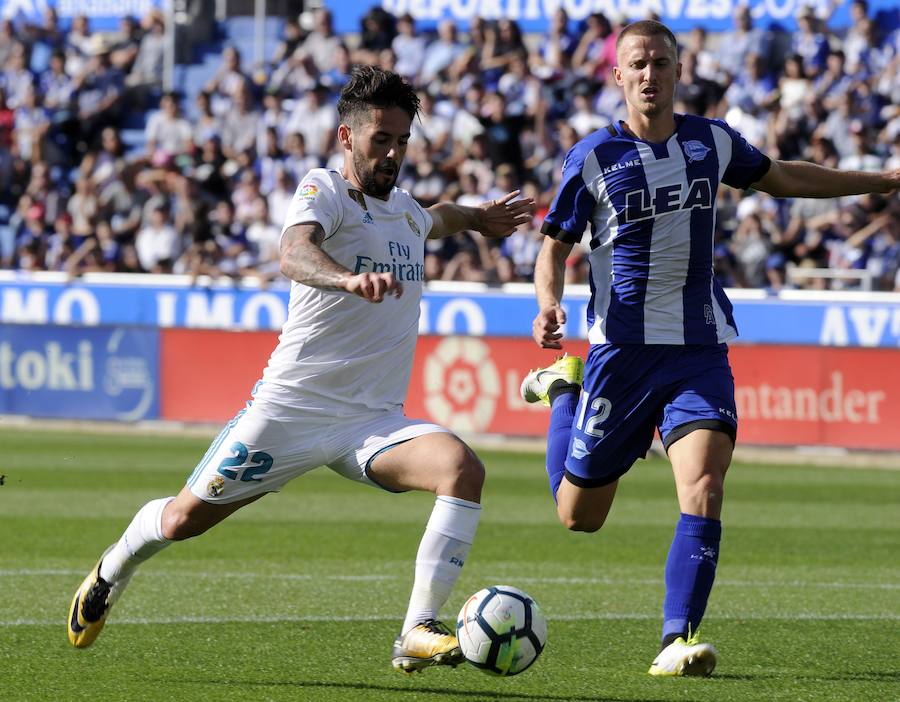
[
  {"xmin": 99, "ymin": 497, "xmax": 175, "ymax": 584},
  {"xmin": 401, "ymin": 495, "xmax": 482, "ymax": 635}
]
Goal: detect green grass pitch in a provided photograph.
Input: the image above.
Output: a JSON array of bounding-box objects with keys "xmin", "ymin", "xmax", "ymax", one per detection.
[{"xmin": 1, "ymin": 426, "xmax": 898, "ymax": 701}]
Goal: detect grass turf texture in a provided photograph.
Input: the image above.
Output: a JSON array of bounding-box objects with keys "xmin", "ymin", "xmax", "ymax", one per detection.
[{"xmin": 1, "ymin": 427, "xmax": 898, "ymax": 702}]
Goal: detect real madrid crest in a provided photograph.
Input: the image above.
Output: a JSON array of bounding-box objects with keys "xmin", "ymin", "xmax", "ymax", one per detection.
[
  {"xmin": 207, "ymin": 475, "xmax": 225, "ymax": 498},
  {"xmin": 405, "ymin": 212, "xmax": 421, "ymax": 237}
]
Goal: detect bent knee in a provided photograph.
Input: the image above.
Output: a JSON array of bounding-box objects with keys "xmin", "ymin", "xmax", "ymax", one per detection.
[
  {"xmin": 558, "ymin": 510, "xmax": 606, "ymax": 533},
  {"xmin": 436, "ymin": 444, "xmax": 485, "ymax": 497},
  {"xmin": 689, "ymin": 471, "xmax": 726, "ymax": 499}
]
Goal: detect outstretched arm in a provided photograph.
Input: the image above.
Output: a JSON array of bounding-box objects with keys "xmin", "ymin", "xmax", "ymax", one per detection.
[
  {"xmin": 532, "ymin": 237, "xmax": 573, "ymax": 349},
  {"xmin": 753, "ymin": 160, "xmax": 900, "ymax": 199},
  {"xmin": 280, "ymin": 222, "xmax": 402, "ymax": 302},
  {"xmin": 427, "ymin": 190, "xmax": 535, "ymax": 239}
]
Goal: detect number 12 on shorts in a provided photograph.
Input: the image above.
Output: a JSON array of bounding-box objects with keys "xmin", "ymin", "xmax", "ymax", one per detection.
[{"xmin": 576, "ymin": 395, "xmax": 612, "ymax": 438}]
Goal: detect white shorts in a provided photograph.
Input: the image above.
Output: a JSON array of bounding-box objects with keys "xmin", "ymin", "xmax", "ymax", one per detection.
[{"xmin": 186, "ymin": 401, "xmax": 450, "ymax": 504}]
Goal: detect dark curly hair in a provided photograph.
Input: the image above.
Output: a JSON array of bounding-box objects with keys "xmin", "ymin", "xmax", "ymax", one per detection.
[{"xmin": 337, "ymin": 65, "xmax": 420, "ymax": 128}]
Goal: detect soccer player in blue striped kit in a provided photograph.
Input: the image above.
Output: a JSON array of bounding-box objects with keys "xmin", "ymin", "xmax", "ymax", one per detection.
[{"xmin": 521, "ymin": 19, "xmax": 900, "ymax": 676}]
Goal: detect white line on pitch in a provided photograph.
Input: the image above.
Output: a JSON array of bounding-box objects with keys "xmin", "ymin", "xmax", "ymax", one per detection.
[
  {"xmin": 3, "ymin": 612, "xmax": 899, "ymax": 627},
  {"xmin": 3, "ymin": 569, "xmax": 898, "ymax": 590}
]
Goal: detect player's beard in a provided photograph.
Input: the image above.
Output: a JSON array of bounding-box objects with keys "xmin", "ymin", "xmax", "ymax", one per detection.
[{"xmin": 355, "ymin": 152, "xmax": 398, "ymax": 198}]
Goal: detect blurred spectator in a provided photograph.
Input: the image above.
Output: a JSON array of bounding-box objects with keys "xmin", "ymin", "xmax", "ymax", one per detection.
[
  {"xmin": 109, "ymin": 15, "xmax": 141, "ymax": 74},
  {"xmin": 478, "ymin": 92, "xmax": 525, "ymax": 176},
  {"xmin": 482, "ymin": 19, "xmax": 527, "ymax": 85},
  {"xmin": 777, "ymin": 55, "xmax": 811, "ymax": 121},
  {"xmin": 718, "ymin": 5, "xmax": 772, "ymax": 79},
  {"xmin": 841, "ymin": 0, "xmax": 871, "ymax": 71},
  {"xmin": 67, "ymin": 175, "xmax": 98, "ymax": 238},
  {"xmin": 3, "ymin": 45, "xmax": 34, "ymax": 109},
  {"xmin": 534, "ymin": 8, "xmax": 577, "ymax": 77},
  {"xmin": 232, "ymin": 169, "xmax": 263, "ymax": 225},
  {"xmin": 792, "ymin": 6, "xmax": 830, "ymax": 77},
  {"xmin": 136, "ymin": 204, "xmax": 179, "ymax": 272},
  {"xmin": 74, "ymin": 35, "xmax": 125, "ymax": 151},
  {"xmin": 40, "ymin": 50, "xmax": 76, "ymax": 120},
  {"xmin": 220, "ymin": 85, "xmax": 260, "ymax": 159},
  {"xmin": 392, "ymin": 14, "xmax": 426, "ymax": 80},
  {"xmin": 269, "ymin": 45, "xmax": 319, "ymax": 97},
  {"xmin": 45, "ymin": 212, "xmax": 76, "ymax": 270},
  {"xmin": 412, "ymin": 91, "xmax": 451, "ymax": 156},
  {"xmin": 126, "ymin": 11, "xmax": 166, "ymax": 101},
  {"xmin": 570, "ymin": 89, "xmax": 607, "ymax": 138},
  {"xmin": 320, "ymin": 43, "xmax": 353, "ymax": 90},
  {"xmin": 64, "ymin": 15, "xmax": 92, "ymax": 78},
  {"xmin": 283, "ymin": 132, "xmax": 319, "ymax": 186},
  {"xmin": 731, "ymin": 212, "xmax": 775, "ymax": 287},
  {"xmin": 23, "ymin": 161, "xmax": 62, "ymax": 228},
  {"xmin": 358, "ymin": 7, "xmax": 396, "ymax": 61},
  {"xmin": 572, "ymin": 13, "xmax": 616, "ymax": 82},
  {"xmin": 0, "ymin": 19, "xmax": 19, "ymax": 70},
  {"xmin": 146, "ymin": 92, "xmax": 193, "ymax": 160},
  {"xmin": 271, "ymin": 17, "xmax": 304, "ymax": 69},
  {"xmin": 89, "ymin": 127, "xmax": 126, "ymax": 190},
  {"xmin": 205, "ymin": 46, "xmax": 252, "ymax": 116},
  {"xmin": 191, "ymin": 91, "xmax": 221, "ymax": 147},
  {"xmin": 268, "ymin": 167, "xmax": 295, "ymax": 226},
  {"xmin": 256, "ymin": 93, "xmax": 287, "ymax": 152},
  {"xmin": 300, "ymin": 8, "xmax": 341, "ymax": 74},
  {"xmin": 497, "ymin": 50, "xmax": 542, "ymax": 119},
  {"xmin": 245, "ymin": 197, "xmax": 281, "ymax": 279},
  {"xmin": 838, "ymin": 123, "xmax": 884, "ymax": 173},
  {"xmin": 24, "ymin": 8, "xmax": 64, "ymax": 74},
  {"xmin": 420, "ymin": 20, "xmax": 464, "ymax": 84},
  {"xmin": 258, "ymin": 126, "xmax": 285, "ymax": 195},
  {"xmin": 284, "ymin": 83, "xmax": 336, "ymax": 162},
  {"xmin": 14, "ymin": 85, "xmax": 50, "ymax": 163},
  {"xmin": 816, "ymin": 49, "xmax": 853, "ymax": 110}
]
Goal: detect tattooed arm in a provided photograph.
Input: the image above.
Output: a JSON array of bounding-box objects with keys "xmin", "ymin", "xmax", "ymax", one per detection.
[{"xmin": 279, "ymin": 222, "xmax": 402, "ymax": 302}]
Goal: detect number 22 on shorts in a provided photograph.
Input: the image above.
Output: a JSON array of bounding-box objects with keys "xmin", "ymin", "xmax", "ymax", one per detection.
[{"xmin": 217, "ymin": 441, "xmax": 274, "ymax": 482}]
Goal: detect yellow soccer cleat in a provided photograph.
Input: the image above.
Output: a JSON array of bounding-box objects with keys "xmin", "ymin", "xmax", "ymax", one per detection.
[
  {"xmin": 67, "ymin": 547, "xmax": 128, "ymax": 648},
  {"xmin": 648, "ymin": 633, "xmax": 717, "ymax": 677},
  {"xmin": 391, "ymin": 619, "xmax": 464, "ymax": 673},
  {"xmin": 520, "ymin": 353, "xmax": 584, "ymax": 406}
]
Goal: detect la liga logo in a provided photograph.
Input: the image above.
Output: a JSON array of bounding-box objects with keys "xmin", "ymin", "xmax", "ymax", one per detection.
[{"xmin": 424, "ymin": 338, "xmax": 501, "ymax": 432}]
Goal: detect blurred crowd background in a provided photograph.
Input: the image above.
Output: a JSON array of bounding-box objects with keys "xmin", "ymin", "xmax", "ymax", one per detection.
[{"xmin": 1, "ymin": 2, "xmax": 899, "ymax": 290}]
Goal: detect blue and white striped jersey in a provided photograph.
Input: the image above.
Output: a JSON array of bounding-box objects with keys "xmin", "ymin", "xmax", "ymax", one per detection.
[{"xmin": 542, "ymin": 114, "xmax": 770, "ymax": 345}]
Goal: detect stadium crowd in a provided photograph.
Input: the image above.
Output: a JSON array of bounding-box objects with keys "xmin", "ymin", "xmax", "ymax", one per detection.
[{"xmin": 0, "ymin": 3, "xmax": 898, "ymax": 290}]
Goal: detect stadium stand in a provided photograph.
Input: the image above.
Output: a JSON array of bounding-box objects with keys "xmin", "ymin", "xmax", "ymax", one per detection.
[{"xmin": 0, "ymin": 4, "xmax": 898, "ymax": 289}]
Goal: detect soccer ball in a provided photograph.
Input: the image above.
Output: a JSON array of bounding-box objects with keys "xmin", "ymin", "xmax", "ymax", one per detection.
[{"xmin": 456, "ymin": 585, "xmax": 547, "ymax": 676}]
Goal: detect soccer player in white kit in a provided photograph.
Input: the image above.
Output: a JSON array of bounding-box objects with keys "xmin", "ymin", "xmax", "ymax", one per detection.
[{"xmin": 68, "ymin": 66, "xmax": 535, "ymax": 673}]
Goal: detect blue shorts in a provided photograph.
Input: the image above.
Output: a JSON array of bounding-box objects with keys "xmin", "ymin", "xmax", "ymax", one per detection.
[{"xmin": 564, "ymin": 344, "xmax": 737, "ymax": 488}]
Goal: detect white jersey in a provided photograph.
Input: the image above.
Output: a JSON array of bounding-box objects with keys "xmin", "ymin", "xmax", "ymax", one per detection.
[{"xmin": 254, "ymin": 168, "xmax": 433, "ymax": 417}]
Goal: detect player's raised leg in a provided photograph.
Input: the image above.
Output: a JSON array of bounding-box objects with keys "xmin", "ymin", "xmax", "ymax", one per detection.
[
  {"xmin": 68, "ymin": 485, "xmax": 261, "ymax": 648},
  {"xmin": 520, "ymin": 354, "xmax": 584, "ymax": 500},
  {"xmin": 521, "ymin": 354, "xmax": 618, "ymax": 531},
  {"xmin": 648, "ymin": 428, "xmax": 732, "ymax": 677},
  {"xmin": 366, "ymin": 432, "xmax": 484, "ymax": 673}
]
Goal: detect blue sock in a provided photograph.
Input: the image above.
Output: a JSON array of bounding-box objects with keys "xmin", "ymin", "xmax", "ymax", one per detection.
[
  {"xmin": 546, "ymin": 391, "xmax": 577, "ymax": 502},
  {"xmin": 662, "ymin": 513, "xmax": 722, "ymax": 644}
]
